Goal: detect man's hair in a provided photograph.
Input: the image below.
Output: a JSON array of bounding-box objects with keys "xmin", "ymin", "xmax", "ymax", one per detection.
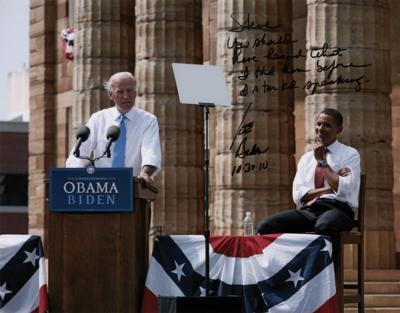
[
  {"xmin": 103, "ymin": 72, "xmax": 136, "ymax": 92},
  {"xmin": 320, "ymin": 108, "xmax": 343, "ymax": 127}
]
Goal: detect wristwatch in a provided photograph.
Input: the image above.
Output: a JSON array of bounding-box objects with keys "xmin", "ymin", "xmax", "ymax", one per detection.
[{"xmin": 319, "ymin": 160, "xmax": 329, "ymax": 168}]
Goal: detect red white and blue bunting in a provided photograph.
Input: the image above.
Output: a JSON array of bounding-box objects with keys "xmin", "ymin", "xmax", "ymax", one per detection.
[{"xmin": 0, "ymin": 235, "xmax": 48, "ymax": 313}]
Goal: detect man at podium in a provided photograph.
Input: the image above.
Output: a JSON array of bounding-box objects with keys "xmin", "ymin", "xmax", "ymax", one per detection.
[{"xmin": 66, "ymin": 72, "xmax": 162, "ymax": 186}]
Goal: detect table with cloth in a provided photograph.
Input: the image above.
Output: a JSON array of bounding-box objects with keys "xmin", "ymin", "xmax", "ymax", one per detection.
[{"xmin": 142, "ymin": 234, "xmax": 338, "ymax": 313}]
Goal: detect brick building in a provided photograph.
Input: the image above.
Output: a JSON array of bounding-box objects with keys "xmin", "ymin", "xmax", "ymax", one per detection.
[{"xmin": 0, "ymin": 121, "xmax": 28, "ymax": 234}]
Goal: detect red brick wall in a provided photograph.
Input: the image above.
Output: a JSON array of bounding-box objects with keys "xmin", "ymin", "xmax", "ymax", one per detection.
[
  {"xmin": 0, "ymin": 132, "xmax": 28, "ymax": 174},
  {"xmin": 0, "ymin": 213, "xmax": 28, "ymax": 234}
]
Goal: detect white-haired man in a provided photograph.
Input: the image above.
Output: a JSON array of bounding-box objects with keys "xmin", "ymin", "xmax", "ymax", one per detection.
[{"xmin": 66, "ymin": 72, "xmax": 161, "ymax": 186}]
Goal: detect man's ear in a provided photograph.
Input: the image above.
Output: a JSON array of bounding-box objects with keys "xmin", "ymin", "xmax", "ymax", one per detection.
[
  {"xmin": 108, "ymin": 90, "xmax": 113, "ymax": 101},
  {"xmin": 337, "ymin": 125, "xmax": 343, "ymax": 134}
]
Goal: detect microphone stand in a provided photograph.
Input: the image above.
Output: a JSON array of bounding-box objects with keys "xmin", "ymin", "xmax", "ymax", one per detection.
[
  {"xmin": 200, "ymin": 102, "xmax": 215, "ymax": 297},
  {"xmin": 75, "ymin": 146, "xmax": 114, "ymax": 167}
]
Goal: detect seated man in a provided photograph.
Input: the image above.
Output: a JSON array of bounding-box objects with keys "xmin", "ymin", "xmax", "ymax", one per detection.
[{"xmin": 258, "ymin": 108, "xmax": 360, "ymax": 245}]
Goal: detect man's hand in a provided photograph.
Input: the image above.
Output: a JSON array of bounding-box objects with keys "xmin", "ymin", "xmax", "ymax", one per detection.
[
  {"xmin": 301, "ymin": 186, "xmax": 333, "ymax": 205},
  {"xmin": 139, "ymin": 172, "xmax": 154, "ymax": 186},
  {"xmin": 139, "ymin": 165, "xmax": 156, "ymax": 190},
  {"xmin": 314, "ymin": 137, "xmax": 327, "ymax": 161},
  {"xmin": 337, "ymin": 167, "xmax": 351, "ymax": 177}
]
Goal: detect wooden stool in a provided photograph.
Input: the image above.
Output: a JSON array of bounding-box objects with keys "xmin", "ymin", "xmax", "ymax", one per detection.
[{"xmin": 336, "ymin": 174, "xmax": 366, "ymax": 313}]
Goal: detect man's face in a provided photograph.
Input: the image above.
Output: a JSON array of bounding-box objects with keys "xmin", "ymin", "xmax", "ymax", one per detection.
[
  {"xmin": 108, "ymin": 75, "xmax": 136, "ymax": 114},
  {"xmin": 315, "ymin": 113, "xmax": 343, "ymax": 146}
]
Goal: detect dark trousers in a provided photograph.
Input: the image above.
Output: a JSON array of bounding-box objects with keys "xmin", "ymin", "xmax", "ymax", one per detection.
[{"xmin": 257, "ymin": 198, "xmax": 354, "ymax": 268}]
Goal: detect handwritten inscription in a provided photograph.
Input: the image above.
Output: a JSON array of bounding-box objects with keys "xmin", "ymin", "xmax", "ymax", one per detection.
[
  {"xmin": 227, "ymin": 15, "xmax": 372, "ymax": 95},
  {"xmin": 228, "ymin": 14, "xmax": 280, "ymax": 33},
  {"xmin": 304, "ymin": 74, "xmax": 366, "ymax": 94},
  {"xmin": 227, "ymin": 14, "xmax": 372, "ymax": 175},
  {"xmin": 232, "ymin": 160, "xmax": 269, "ymax": 176},
  {"xmin": 302, "ymin": 59, "xmax": 372, "ymax": 94},
  {"xmin": 253, "ymin": 33, "xmax": 296, "ymax": 48},
  {"xmin": 235, "ymin": 135, "xmax": 269, "ymax": 159},
  {"xmin": 310, "ymin": 43, "xmax": 346, "ymax": 59}
]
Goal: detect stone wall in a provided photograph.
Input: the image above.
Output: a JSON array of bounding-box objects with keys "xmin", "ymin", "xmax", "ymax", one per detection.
[
  {"xmin": 389, "ymin": 0, "xmax": 400, "ymax": 265},
  {"xmin": 292, "ymin": 0, "xmax": 307, "ymax": 162},
  {"xmin": 135, "ymin": 0, "xmax": 204, "ymax": 235},
  {"xmin": 212, "ymin": 0, "xmax": 296, "ymax": 235},
  {"xmin": 29, "ymin": 0, "xmax": 57, "ymax": 245}
]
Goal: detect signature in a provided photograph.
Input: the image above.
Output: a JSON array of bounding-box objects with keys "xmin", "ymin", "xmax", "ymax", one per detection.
[
  {"xmin": 235, "ymin": 137, "xmax": 269, "ymax": 159},
  {"xmin": 230, "ymin": 102, "xmax": 270, "ymax": 159}
]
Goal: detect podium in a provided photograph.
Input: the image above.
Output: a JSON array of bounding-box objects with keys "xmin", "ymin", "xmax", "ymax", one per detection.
[{"xmin": 48, "ymin": 175, "xmax": 157, "ymax": 312}]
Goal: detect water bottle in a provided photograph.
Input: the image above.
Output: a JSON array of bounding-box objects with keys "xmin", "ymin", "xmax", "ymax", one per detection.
[{"xmin": 243, "ymin": 211, "xmax": 254, "ymax": 236}]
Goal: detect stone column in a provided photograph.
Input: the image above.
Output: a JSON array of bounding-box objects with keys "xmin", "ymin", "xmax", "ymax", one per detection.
[
  {"xmin": 389, "ymin": 0, "xmax": 400, "ymax": 266},
  {"xmin": 202, "ymin": 0, "xmax": 219, "ymax": 233},
  {"xmin": 306, "ymin": 0, "xmax": 396, "ymax": 268},
  {"xmin": 292, "ymin": 1, "xmax": 307, "ymax": 162},
  {"xmin": 213, "ymin": 0, "xmax": 296, "ymax": 235},
  {"xmin": 135, "ymin": 0, "xmax": 204, "ymax": 234},
  {"xmin": 72, "ymin": 0, "xmax": 135, "ymax": 128},
  {"xmin": 29, "ymin": 0, "xmax": 57, "ymax": 244}
]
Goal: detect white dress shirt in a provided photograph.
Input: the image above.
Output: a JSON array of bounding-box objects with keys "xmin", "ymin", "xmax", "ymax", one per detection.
[
  {"xmin": 292, "ymin": 140, "xmax": 360, "ymax": 211},
  {"xmin": 66, "ymin": 106, "xmax": 162, "ymax": 176}
]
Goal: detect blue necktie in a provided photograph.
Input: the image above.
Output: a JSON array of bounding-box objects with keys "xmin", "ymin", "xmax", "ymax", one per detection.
[{"xmin": 112, "ymin": 115, "xmax": 126, "ymax": 167}]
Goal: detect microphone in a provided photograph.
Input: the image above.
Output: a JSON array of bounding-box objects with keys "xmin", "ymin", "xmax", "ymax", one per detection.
[
  {"xmin": 104, "ymin": 126, "xmax": 121, "ymax": 158},
  {"xmin": 73, "ymin": 125, "xmax": 90, "ymax": 157}
]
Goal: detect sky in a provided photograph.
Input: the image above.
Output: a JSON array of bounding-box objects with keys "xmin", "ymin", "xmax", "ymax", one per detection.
[{"xmin": 0, "ymin": 0, "xmax": 29, "ymax": 121}]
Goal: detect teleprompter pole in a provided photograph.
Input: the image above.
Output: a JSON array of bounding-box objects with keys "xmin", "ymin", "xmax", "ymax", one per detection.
[{"xmin": 200, "ymin": 102, "xmax": 215, "ymax": 296}]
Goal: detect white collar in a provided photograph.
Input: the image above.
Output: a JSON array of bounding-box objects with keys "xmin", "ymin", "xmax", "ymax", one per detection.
[
  {"xmin": 112, "ymin": 106, "xmax": 136, "ymax": 122},
  {"xmin": 326, "ymin": 140, "xmax": 340, "ymax": 154}
]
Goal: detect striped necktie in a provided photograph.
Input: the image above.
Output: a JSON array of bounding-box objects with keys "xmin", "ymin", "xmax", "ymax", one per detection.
[{"xmin": 112, "ymin": 114, "xmax": 126, "ymax": 167}]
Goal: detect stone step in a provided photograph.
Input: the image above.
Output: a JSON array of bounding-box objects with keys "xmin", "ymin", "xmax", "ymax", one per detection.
[
  {"xmin": 345, "ymin": 270, "xmax": 400, "ymax": 282},
  {"xmin": 344, "ymin": 281, "xmax": 400, "ymax": 294},
  {"xmin": 345, "ymin": 308, "xmax": 400, "ymax": 313},
  {"xmin": 344, "ymin": 294, "xmax": 400, "ymax": 307},
  {"xmin": 365, "ymin": 282, "xmax": 400, "ymax": 294},
  {"xmin": 341, "ymin": 270, "xmax": 400, "ymax": 312},
  {"xmin": 365, "ymin": 294, "xmax": 400, "ymax": 307},
  {"xmin": 365, "ymin": 294, "xmax": 400, "ymax": 308}
]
